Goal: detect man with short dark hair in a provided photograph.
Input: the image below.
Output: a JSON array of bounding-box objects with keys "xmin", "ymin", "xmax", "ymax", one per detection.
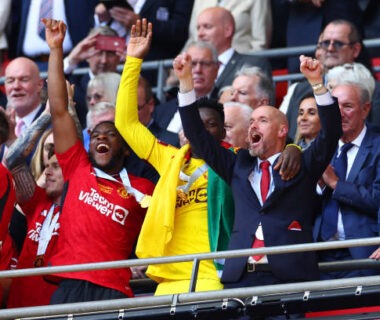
[{"xmin": 43, "ymin": 18, "xmax": 154, "ymax": 304}]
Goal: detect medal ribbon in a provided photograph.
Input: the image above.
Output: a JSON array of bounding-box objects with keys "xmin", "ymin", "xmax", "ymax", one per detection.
[
  {"xmin": 94, "ymin": 168, "xmax": 145, "ymax": 203},
  {"xmin": 177, "ymin": 164, "xmax": 208, "ymax": 195}
]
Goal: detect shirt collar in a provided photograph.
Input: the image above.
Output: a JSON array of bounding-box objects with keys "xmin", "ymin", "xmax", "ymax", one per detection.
[
  {"xmin": 16, "ymin": 105, "xmax": 42, "ymax": 127},
  {"xmin": 256, "ymin": 153, "xmax": 281, "ymax": 171},
  {"xmin": 339, "ymin": 125, "xmax": 367, "ymax": 149},
  {"xmin": 218, "ymin": 48, "xmax": 234, "ymax": 66}
]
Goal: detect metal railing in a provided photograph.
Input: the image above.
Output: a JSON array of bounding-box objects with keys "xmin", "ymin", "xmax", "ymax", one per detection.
[
  {"xmin": 1, "ymin": 38, "xmax": 380, "ymax": 103},
  {"xmin": 1, "ymin": 237, "xmax": 380, "ymax": 319}
]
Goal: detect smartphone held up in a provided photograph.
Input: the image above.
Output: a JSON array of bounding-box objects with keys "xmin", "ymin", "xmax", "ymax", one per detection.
[{"xmin": 95, "ymin": 34, "xmax": 126, "ymax": 52}]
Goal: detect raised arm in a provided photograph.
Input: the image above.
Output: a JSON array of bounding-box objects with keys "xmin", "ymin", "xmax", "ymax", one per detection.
[
  {"xmin": 115, "ymin": 19, "xmax": 156, "ymax": 159},
  {"xmin": 5, "ymin": 107, "xmax": 51, "ymax": 204},
  {"xmin": 175, "ymin": 53, "xmax": 237, "ymax": 183},
  {"xmin": 43, "ymin": 19, "xmax": 78, "ymax": 154}
]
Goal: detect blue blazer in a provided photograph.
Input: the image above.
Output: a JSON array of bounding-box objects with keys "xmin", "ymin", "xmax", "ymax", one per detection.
[
  {"xmin": 180, "ymin": 98, "xmax": 342, "ymax": 285},
  {"xmin": 314, "ymin": 125, "xmax": 380, "ymax": 262}
]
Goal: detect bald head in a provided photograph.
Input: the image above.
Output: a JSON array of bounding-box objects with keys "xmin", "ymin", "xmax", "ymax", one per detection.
[
  {"xmin": 6, "ymin": 57, "xmax": 40, "ymax": 77},
  {"xmin": 248, "ymin": 106, "xmax": 288, "ymax": 159},
  {"xmin": 197, "ymin": 7, "xmax": 235, "ymax": 54},
  {"xmin": 5, "ymin": 57, "xmax": 43, "ymax": 118}
]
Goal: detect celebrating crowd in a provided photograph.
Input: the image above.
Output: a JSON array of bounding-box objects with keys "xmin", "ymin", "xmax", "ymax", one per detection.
[{"xmin": 1, "ymin": 1, "xmax": 380, "ymax": 319}]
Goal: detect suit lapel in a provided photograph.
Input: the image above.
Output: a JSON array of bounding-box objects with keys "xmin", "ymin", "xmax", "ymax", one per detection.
[
  {"xmin": 216, "ymin": 51, "xmax": 238, "ymax": 88},
  {"xmin": 139, "ymin": 0, "xmax": 153, "ymax": 16},
  {"xmin": 347, "ymin": 132, "xmax": 372, "ymax": 182},
  {"xmin": 262, "ymin": 157, "xmax": 303, "ymax": 209},
  {"xmin": 262, "ymin": 170, "xmax": 287, "ymax": 209}
]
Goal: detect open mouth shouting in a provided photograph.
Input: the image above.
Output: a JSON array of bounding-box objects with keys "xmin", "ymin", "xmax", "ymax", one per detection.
[
  {"xmin": 96, "ymin": 143, "xmax": 110, "ymax": 154},
  {"xmin": 250, "ymin": 133, "xmax": 261, "ymax": 144}
]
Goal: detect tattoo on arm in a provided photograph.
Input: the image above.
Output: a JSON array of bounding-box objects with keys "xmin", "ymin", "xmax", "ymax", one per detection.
[
  {"xmin": 10, "ymin": 163, "xmax": 37, "ymax": 204},
  {"xmin": 6, "ymin": 113, "xmax": 51, "ymax": 169}
]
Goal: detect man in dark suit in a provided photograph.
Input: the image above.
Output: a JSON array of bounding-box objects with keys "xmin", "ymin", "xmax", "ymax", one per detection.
[
  {"xmin": 196, "ymin": 6, "xmax": 272, "ymax": 90},
  {"xmin": 9, "ymin": 0, "xmax": 98, "ymax": 69},
  {"xmin": 96, "ymin": 0, "xmax": 193, "ymax": 62},
  {"xmin": 137, "ymin": 76, "xmax": 179, "ymax": 147},
  {"xmin": 313, "ymin": 67, "xmax": 380, "ymax": 279},
  {"xmin": 280, "ymin": 19, "xmax": 380, "ymax": 141},
  {"xmin": 176, "ymin": 52, "xmax": 341, "ymax": 316},
  {"xmin": 154, "ymin": 41, "xmax": 219, "ymax": 133},
  {"xmin": 284, "ymin": 0, "xmax": 365, "ymax": 74},
  {"xmin": 95, "ymin": 0, "xmax": 194, "ymax": 84},
  {"xmin": 63, "ymin": 25, "xmax": 122, "ymax": 128}
]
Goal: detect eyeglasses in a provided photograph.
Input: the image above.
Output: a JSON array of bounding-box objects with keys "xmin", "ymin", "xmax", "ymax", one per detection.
[
  {"xmin": 318, "ymin": 40, "xmax": 355, "ymax": 51},
  {"xmin": 191, "ymin": 60, "xmax": 217, "ymax": 68}
]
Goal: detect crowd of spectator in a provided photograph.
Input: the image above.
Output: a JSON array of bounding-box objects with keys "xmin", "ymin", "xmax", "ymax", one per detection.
[{"xmin": 0, "ymin": 1, "xmax": 380, "ymax": 319}]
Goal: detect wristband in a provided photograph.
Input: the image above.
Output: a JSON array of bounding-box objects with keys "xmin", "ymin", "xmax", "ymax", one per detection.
[
  {"xmin": 285, "ymin": 143, "xmax": 302, "ymax": 152},
  {"xmin": 311, "ymin": 82, "xmax": 328, "ymax": 95},
  {"xmin": 311, "ymin": 83, "xmax": 324, "ymax": 91}
]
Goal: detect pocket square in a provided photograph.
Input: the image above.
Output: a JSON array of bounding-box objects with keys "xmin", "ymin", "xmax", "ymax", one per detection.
[{"xmin": 288, "ymin": 220, "xmax": 302, "ymax": 231}]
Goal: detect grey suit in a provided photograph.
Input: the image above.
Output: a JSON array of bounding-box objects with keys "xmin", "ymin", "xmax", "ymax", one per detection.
[{"xmin": 215, "ymin": 51, "xmax": 272, "ymax": 91}]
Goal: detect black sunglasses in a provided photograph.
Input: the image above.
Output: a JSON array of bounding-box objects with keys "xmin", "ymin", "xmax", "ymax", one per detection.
[{"xmin": 318, "ymin": 40, "xmax": 355, "ymax": 51}]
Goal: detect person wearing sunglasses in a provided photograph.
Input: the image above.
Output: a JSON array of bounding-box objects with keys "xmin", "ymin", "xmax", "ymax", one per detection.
[{"xmin": 280, "ymin": 19, "xmax": 380, "ymax": 142}]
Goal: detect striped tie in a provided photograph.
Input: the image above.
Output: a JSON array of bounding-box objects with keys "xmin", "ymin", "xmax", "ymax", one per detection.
[{"xmin": 38, "ymin": 0, "xmax": 53, "ymax": 40}]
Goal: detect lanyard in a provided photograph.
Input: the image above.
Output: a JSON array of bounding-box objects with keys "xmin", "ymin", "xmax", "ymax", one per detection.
[
  {"xmin": 94, "ymin": 167, "xmax": 149, "ymax": 207},
  {"xmin": 177, "ymin": 163, "xmax": 208, "ymax": 195}
]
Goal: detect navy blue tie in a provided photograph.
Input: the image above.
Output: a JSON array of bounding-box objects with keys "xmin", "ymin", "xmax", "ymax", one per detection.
[
  {"xmin": 38, "ymin": 0, "xmax": 53, "ymax": 40},
  {"xmin": 320, "ymin": 143, "xmax": 354, "ymax": 240}
]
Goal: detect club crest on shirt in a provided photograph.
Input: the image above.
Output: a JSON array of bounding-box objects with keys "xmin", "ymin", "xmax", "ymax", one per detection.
[
  {"xmin": 176, "ymin": 187, "xmax": 207, "ymax": 208},
  {"xmin": 117, "ymin": 186, "xmax": 129, "ymax": 199}
]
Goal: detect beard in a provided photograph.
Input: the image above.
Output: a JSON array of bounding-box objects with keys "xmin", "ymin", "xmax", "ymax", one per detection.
[
  {"xmin": 249, "ymin": 147, "xmax": 258, "ymax": 157},
  {"xmin": 88, "ymin": 148, "xmax": 126, "ymax": 173}
]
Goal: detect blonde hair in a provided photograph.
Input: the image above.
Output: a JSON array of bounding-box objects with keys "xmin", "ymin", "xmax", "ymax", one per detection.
[{"xmin": 30, "ymin": 128, "xmax": 53, "ymax": 181}]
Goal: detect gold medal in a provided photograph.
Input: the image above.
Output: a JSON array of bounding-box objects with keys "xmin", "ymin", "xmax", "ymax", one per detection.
[
  {"xmin": 177, "ymin": 189, "xmax": 188, "ymax": 201},
  {"xmin": 140, "ymin": 195, "xmax": 152, "ymax": 208},
  {"xmin": 34, "ymin": 255, "xmax": 44, "ymax": 268}
]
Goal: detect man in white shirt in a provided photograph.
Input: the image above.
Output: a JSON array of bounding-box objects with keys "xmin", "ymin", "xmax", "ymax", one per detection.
[
  {"xmin": 4, "ymin": 57, "xmax": 45, "ymax": 138},
  {"xmin": 314, "ymin": 66, "xmax": 380, "ymax": 279},
  {"xmin": 196, "ymin": 6, "xmax": 272, "ymax": 90}
]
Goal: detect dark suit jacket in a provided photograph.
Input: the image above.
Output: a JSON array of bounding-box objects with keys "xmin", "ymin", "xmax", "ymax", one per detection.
[
  {"xmin": 286, "ymin": 0, "xmax": 365, "ymax": 73},
  {"xmin": 153, "ymin": 98, "xmax": 177, "ymax": 131},
  {"xmin": 313, "ymin": 126, "xmax": 380, "ymax": 266},
  {"xmin": 139, "ymin": 0, "xmax": 194, "ymax": 62},
  {"xmin": 180, "ymin": 97, "xmax": 342, "ymax": 285},
  {"xmin": 215, "ymin": 51, "xmax": 272, "ymax": 92},
  {"xmin": 148, "ymin": 120, "xmax": 179, "ymax": 147},
  {"xmin": 138, "ymin": 0, "xmax": 194, "ymax": 85},
  {"xmin": 153, "ymin": 88, "xmax": 219, "ymax": 131},
  {"xmin": 10, "ymin": 0, "xmax": 97, "ymax": 58},
  {"xmin": 67, "ymin": 73, "xmax": 91, "ymax": 129}
]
